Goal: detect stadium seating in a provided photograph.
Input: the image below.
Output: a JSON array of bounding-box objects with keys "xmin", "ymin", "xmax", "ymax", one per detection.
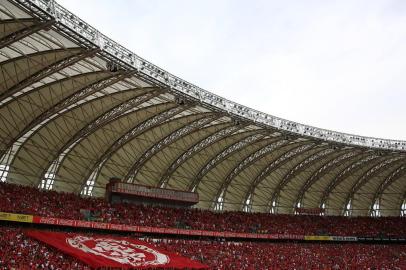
[
  {"xmin": 1, "ymin": 182, "xmax": 406, "ymax": 237},
  {"xmin": 0, "ymin": 227, "xmax": 90, "ymax": 269},
  {"xmin": 153, "ymin": 239, "xmax": 406, "ymax": 269},
  {"xmin": 0, "ymin": 226, "xmax": 405, "ymax": 269}
]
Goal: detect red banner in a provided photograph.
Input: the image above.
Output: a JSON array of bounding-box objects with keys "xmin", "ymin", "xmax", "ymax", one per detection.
[
  {"xmin": 0, "ymin": 211, "xmax": 355, "ymax": 242},
  {"xmin": 26, "ymin": 230, "xmax": 208, "ymax": 269},
  {"xmin": 30, "ymin": 215, "xmax": 306, "ymax": 240}
]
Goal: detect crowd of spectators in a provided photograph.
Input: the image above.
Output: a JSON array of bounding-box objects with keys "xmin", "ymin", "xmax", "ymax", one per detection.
[
  {"xmin": 0, "ymin": 227, "xmax": 90, "ymax": 269},
  {"xmin": 1, "ymin": 182, "xmax": 406, "ymax": 237},
  {"xmin": 0, "ymin": 226, "xmax": 405, "ymax": 269},
  {"xmin": 152, "ymin": 239, "xmax": 406, "ymax": 269}
]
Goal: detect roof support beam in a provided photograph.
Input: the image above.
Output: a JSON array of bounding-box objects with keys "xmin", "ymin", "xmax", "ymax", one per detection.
[
  {"xmin": 12, "ymin": 0, "xmax": 54, "ymax": 21},
  {"xmin": 283, "ymin": 151, "xmax": 361, "ymax": 209},
  {"xmin": 0, "ymin": 71, "xmax": 130, "ymax": 159},
  {"xmin": 37, "ymin": 89, "xmax": 161, "ymax": 187},
  {"xmin": 319, "ymin": 152, "xmax": 380, "ymax": 207},
  {"xmin": 0, "ymin": 18, "xmax": 36, "ymax": 39},
  {"xmin": 77, "ymin": 104, "xmax": 191, "ymax": 193},
  {"xmin": 292, "ymin": 148, "xmax": 348, "ymax": 205},
  {"xmin": 369, "ymin": 164, "xmax": 406, "ymax": 213},
  {"xmin": 0, "ymin": 48, "xmax": 97, "ymax": 103},
  {"xmin": 343, "ymin": 156, "xmax": 405, "ymax": 213},
  {"xmin": 124, "ymin": 113, "xmax": 219, "ymax": 183},
  {"xmin": 213, "ymin": 138, "xmax": 288, "ymax": 207},
  {"xmin": 0, "ymin": 18, "xmax": 54, "ymax": 49},
  {"xmin": 243, "ymin": 143, "xmax": 316, "ymax": 211},
  {"xmin": 157, "ymin": 123, "xmax": 240, "ymax": 188},
  {"xmin": 187, "ymin": 131, "xmax": 267, "ymax": 192},
  {"xmin": 275, "ymin": 147, "xmax": 335, "ymax": 209}
]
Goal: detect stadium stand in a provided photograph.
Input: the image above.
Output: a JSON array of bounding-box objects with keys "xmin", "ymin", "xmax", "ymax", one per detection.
[
  {"xmin": 0, "ymin": 227, "xmax": 90, "ymax": 269},
  {"xmin": 1, "ymin": 182, "xmax": 406, "ymax": 237},
  {"xmin": 153, "ymin": 239, "xmax": 406, "ymax": 269},
  {"xmin": 0, "ymin": 226, "xmax": 406, "ymax": 269}
]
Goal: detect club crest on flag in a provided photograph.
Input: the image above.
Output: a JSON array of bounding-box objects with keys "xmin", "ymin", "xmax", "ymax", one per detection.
[{"xmin": 67, "ymin": 236, "xmax": 169, "ymax": 266}]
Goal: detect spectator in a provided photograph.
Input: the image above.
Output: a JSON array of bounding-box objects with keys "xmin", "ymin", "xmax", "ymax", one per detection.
[{"xmin": 1, "ymin": 182, "xmax": 405, "ymax": 238}]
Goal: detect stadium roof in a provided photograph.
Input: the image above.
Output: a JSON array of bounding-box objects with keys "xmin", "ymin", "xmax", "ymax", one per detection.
[{"xmin": 1, "ymin": 0, "xmax": 406, "ymax": 216}]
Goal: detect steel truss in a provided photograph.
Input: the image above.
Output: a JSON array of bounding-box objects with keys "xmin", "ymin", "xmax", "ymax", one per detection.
[
  {"xmin": 343, "ymin": 156, "xmax": 406, "ymax": 214},
  {"xmin": 11, "ymin": 0, "xmax": 406, "ymax": 152},
  {"xmin": 76, "ymin": 104, "xmax": 191, "ymax": 192},
  {"xmin": 37, "ymin": 89, "xmax": 160, "ymax": 186},
  {"xmin": 274, "ymin": 147, "xmax": 336, "ymax": 209},
  {"xmin": 214, "ymin": 138, "xmax": 288, "ymax": 207},
  {"xmin": 157, "ymin": 123, "xmax": 241, "ymax": 188},
  {"xmin": 124, "ymin": 113, "xmax": 219, "ymax": 183},
  {"xmin": 242, "ymin": 143, "xmax": 316, "ymax": 211},
  {"xmin": 188, "ymin": 132, "xmax": 266, "ymax": 192},
  {"xmin": 370, "ymin": 164, "xmax": 406, "ymax": 214},
  {"xmin": 320, "ymin": 154, "xmax": 382, "ymax": 210}
]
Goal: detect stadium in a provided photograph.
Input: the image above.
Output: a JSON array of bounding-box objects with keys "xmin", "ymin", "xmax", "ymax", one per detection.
[{"xmin": 0, "ymin": 0, "xmax": 405, "ymax": 269}]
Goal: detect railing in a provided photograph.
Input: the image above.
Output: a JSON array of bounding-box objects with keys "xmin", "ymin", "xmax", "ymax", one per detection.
[{"xmin": 18, "ymin": 0, "xmax": 406, "ymax": 151}]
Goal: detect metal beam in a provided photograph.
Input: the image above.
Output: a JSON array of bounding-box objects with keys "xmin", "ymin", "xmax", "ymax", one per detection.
[
  {"xmin": 12, "ymin": 0, "xmax": 54, "ymax": 22},
  {"xmin": 275, "ymin": 147, "xmax": 336, "ymax": 209},
  {"xmin": 37, "ymin": 89, "xmax": 161, "ymax": 187},
  {"xmin": 369, "ymin": 164, "xmax": 406, "ymax": 213},
  {"xmin": 343, "ymin": 156, "xmax": 405, "ymax": 213},
  {"xmin": 286, "ymin": 149, "xmax": 351, "ymax": 205},
  {"xmin": 157, "ymin": 123, "xmax": 241, "ymax": 188},
  {"xmin": 124, "ymin": 113, "xmax": 219, "ymax": 183},
  {"xmin": 76, "ymin": 104, "xmax": 191, "ymax": 193},
  {"xmin": 0, "ymin": 48, "xmax": 97, "ymax": 103},
  {"xmin": 187, "ymin": 131, "xmax": 267, "ymax": 192},
  {"xmin": 0, "ymin": 18, "xmax": 54, "ymax": 49},
  {"xmin": 288, "ymin": 150, "xmax": 361, "ymax": 208},
  {"xmin": 319, "ymin": 152, "xmax": 379, "ymax": 207},
  {"xmin": 0, "ymin": 71, "xmax": 130, "ymax": 159},
  {"xmin": 0, "ymin": 18, "xmax": 36, "ymax": 39},
  {"xmin": 242, "ymin": 142, "xmax": 316, "ymax": 211},
  {"xmin": 213, "ymin": 137, "xmax": 288, "ymax": 206}
]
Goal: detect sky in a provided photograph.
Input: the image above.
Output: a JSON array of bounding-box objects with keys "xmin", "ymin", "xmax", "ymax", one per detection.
[{"xmin": 58, "ymin": 0, "xmax": 406, "ymax": 140}]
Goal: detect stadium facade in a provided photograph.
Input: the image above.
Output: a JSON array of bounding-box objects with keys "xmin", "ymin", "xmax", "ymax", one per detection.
[{"xmin": 1, "ymin": 0, "xmax": 406, "ymax": 217}]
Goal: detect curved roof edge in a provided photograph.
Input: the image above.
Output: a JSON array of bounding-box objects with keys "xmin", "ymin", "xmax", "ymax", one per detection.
[{"xmin": 21, "ymin": 0, "xmax": 406, "ymax": 152}]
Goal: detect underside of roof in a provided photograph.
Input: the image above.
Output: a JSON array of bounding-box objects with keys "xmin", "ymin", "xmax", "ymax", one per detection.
[{"xmin": 1, "ymin": 0, "xmax": 405, "ymax": 216}]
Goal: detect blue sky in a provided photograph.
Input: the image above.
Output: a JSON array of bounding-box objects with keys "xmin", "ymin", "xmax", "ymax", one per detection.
[{"xmin": 59, "ymin": 0, "xmax": 406, "ymax": 140}]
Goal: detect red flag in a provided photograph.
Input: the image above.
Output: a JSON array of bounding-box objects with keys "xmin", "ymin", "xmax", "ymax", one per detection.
[{"xmin": 26, "ymin": 230, "xmax": 208, "ymax": 269}]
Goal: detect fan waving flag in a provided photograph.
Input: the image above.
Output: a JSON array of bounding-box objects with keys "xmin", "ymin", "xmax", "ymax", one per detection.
[{"xmin": 26, "ymin": 230, "xmax": 208, "ymax": 269}]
